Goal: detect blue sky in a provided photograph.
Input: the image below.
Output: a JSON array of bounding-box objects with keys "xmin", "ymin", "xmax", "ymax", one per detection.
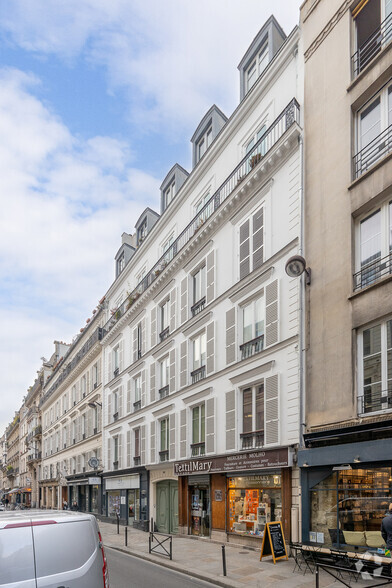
[{"xmin": 0, "ymin": 0, "xmax": 302, "ymax": 434}]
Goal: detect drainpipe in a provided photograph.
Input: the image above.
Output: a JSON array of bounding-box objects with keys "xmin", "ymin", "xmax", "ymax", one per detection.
[{"xmin": 298, "ymin": 133, "xmax": 306, "ymax": 450}]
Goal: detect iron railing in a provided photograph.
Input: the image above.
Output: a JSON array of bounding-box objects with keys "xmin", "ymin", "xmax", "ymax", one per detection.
[
  {"xmin": 159, "ymin": 450, "xmax": 169, "ymax": 462},
  {"xmin": 27, "ymin": 451, "xmax": 41, "ymax": 462},
  {"xmin": 191, "ymin": 297, "xmax": 206, "ymax": 317},
  {"xmin": 352, "ymin": 13, "xmax": 392, "ymax": 77},
  {"xmin": 191, "ymin": 442, "xmax": 206, "ymax": 457},
  {"xmin": 353, "ymin": 123, "xmax": 392, "ymax": 179},
  {"xmin": 133, "ymin": 400, "xmax": 141, "ymax": 412},
  {"xmin": 358, "ymin": 388, "xmax": 392, "ymax": 414},
  {"xmin": 240, "ymin": 335, "xmax": 264, "ymax": 360},
  {"xmin": 240, "ymin": 430, "xmax": 264, "ymax": 450},
  {"xmin": 159, "ymin": 327, "xmax": 170, "ymax": 342},
  {"xmin": 159, "ymin": 385, "xmax": 169, "ymax": 400},
  {"xmin": 191, "ymin": 365, "xmax": 206, "ymax": 384},
  {"xmin": 133, "ymin": 456, "xmax": 141, "ymax": 466},
  {"xmin": 353, "ymin": 252, "xmax": 392, "ymax": 291},
  {"xmin": 34, "ymin": 425, "xmax": 42, "ymax": 437},
  {"xmin": 102, "ymin": 99, "xmax": 300, "ymax": 338}
]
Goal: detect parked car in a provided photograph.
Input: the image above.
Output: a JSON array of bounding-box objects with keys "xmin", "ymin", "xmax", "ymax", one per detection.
[{"xmin": 0, "ymin": 509, "xmax": 109, "ymax": 587}]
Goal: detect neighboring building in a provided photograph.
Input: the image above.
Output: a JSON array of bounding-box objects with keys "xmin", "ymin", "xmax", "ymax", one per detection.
[
  {"xmin": 100, "ymin": 15, "xmax": 303, "ymax": 545},
  {"xmin": 39, "ymin": 315, "xmax": 103, "ymax": 511},
  {"xmin": 18, "ymin": 401, "xmax": 30, "ymax": 506},
  {"xmin": 0, "ymin": 432, "xmax": 7, "ymax": 500},
  {"xmin": 299, "ymin": 0, "xmax": 392, "ymax": 547},
  {"xmin": 3, "ymin": 412, "xmax": 20, "ymax": 504}
]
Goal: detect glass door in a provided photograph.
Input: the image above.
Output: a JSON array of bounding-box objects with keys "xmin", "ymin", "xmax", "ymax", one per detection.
[{"xmin": 190, "ymin": 487, "xmax": 210, "ymax": 537}]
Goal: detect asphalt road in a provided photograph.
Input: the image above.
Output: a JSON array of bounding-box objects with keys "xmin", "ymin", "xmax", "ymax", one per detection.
[{"xmin": 106, "ymin": 546, "xmax": 218, "ymax": 588}]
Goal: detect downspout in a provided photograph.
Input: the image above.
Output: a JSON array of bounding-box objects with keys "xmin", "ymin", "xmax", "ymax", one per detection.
[{"xmin": 298, "ymin": 133, "xmax": 306, "ymax": 450}]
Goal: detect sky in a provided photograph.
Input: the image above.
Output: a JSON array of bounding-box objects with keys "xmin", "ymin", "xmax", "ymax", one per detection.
[{"xmin": 0, "ymin": 0, "xmax": 302, "ymax": 435}]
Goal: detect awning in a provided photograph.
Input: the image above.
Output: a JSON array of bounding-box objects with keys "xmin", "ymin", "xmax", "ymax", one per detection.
[
  {"xmin": 7, "ymin": 488, "xmax": 20, "ymax": 495},
  {"xmin": 19, "ymin": 487, "xmax": 32, "ymax": 493}
]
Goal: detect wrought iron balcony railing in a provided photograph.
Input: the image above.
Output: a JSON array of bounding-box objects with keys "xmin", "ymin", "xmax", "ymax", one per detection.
[
  {"xmin": 102, "ymin": 99, "xmax": 300, "ymax": 338},
  {"xmin": 159, "ymin": 385, "xmax": 169, "ymax": 400},
  {"xmin": 133, "ymin": 456, "xmax": 141, "ymax": 466},
  {"xmin": 159, "ymin": 327, "xmax": 170, "ymax": 342},
  {"xmin": 191, "ymin": 442, "xmax": 206, "ymax": 457},
  {"xmin": 240, "ymin": 430, "xmax": 264, "ymax": 450},
  {"xmin": 133, "ymin": 400, "xmax": 141, "ymax": 412},
  {"xmin": 159, "ymin": 450, "xmax": 169, "ymax": 462},
  {"xmin": 358, "ymin": 388, "xmax": 392, "ymax": 415},
  {"xmin": 353, "ymin": 252, "xmax": 392, "ymax": 291},
  {"xmin": 240, "ymin": 335, "xmax": 264, "ymax": 360},
  {"xmin": 191, "ymin": 365, "xmax": 206, "ymax": 384},
  {"xmin": 34, "ymin": 425, "xmax": 42, "ymax": 437},
  {"xmin": 191, "ymin": 297, "xmax": 206, "ymax": 317},
  {"xmin": 353, "ymin": 123, "xmax": 392, "ymax": 179},
  {"xmin": 27, "ymin": 451, "xmax": 42, "ymax": 462},
  {"xmin": 352, "ymin": 13, "xmax": 392, "ymax": 77}
]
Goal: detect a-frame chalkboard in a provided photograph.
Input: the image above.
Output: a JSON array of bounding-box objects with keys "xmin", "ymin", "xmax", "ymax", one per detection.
[{"xmin": 260, "ymin": 521, "xmax": 288, "ymax": 564}]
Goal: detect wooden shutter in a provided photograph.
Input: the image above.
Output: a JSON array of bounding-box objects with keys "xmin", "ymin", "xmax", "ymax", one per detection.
[
  {"xmin": 76, "ymin": 381, "xmax": 80, "ymax": 404},
  {"xmin": 169, "ymin": 349, "xmax": 176, "ymax": 393},
  {"xmin": 118, "ymin": 385, "xmax": 123, "ymax": 418},
  {"xmin": 132, "ymin": 326, "xmax": 138, "ymax": 362},
  {"xmin": 169, "ymin": 413, "xmax": 176, "ymax": 460},
  {"xmin": 151, "ymin": 307, "xmax": 157, "ymax": 347},
  {"xmin": 180, "ymin": 409, "xmax": 187, "ymax": 458},
  {"xmin": 170, "ymin": 288, "xmax": 176, "ymax": 333},
  {"xmin": 150, "ymin": 421, "xmax": 156, "ymax": 463},
  {"xmin": 265, "ymin": 374, "xmax": 279, "ymax": 445},
  {"xmin": 141, "ymin": 425, "xmax": 146, "ymax": 465},
  {"xmin": 180, "ymin": 341, "xmax": 187, "ymax": 388},
  {"xmin": 142, "ymin": 369, "xmax": 146, "ymax": 407},
  {"xmin": 180, "ymin": 277, "xmax": 188, "ymax": 324},
  {"xmin": 150, "ymin": 363, "xmax": 156, "ymax": 403},
  {"xmin": 141, "ymin": 317, "xmax": 146, "ymax": 355},
  {"xmin": 265, "ymin": 279, "xmax": 279, "ymax": 346},
  {"xmin": 107, "ymin": 350, "xmax": 112, "ymax": 385},
  {"xmin": 87, "ymin": 409, "xmax": 93, "ymax": 437},
  {"xmin": 206, "ymin": 322, "xmax": 215, "ymax": 375},
  {"xmin": 76, "ymin": 454, "xmax": 81, "ymax": 473},
  {"xmin": 225, "ymin": 308, "xmax": 236, "ymax": 364},
  {"xmin": 206, "ymin": 398, "xmax": 215, "ymax": 453},
  {"xmin": 239, "ymin": 219, "xmax": 250, "ymax": 280},
  {"xmin": 226, "ymin": 390, "xmax": 236, "ymax": 450},
  {"xmin": 107, "ymin": 394, "xmax": 112, "ymax": 426},
  {"xmin": 119, "ymin": 340, "xmax": 124, "ymax": 372},
  {"xmin": 86, "ymin": 371, "xmax": 90, "ymax": 395},
  {"xmin": 126, "ymin": 430, "xmax": 131, "ymax": 468},
  {"xmin": 97, "ymin": 359, "xmax": 101, "ymax": 385},
  {"xmin": 206, "ymin": 250, "xmax": 215, "ymax": 304},
  {"xmin": 126, "ymin": 380, "xmax": 131, "ymax": 414},
  {"xmin": 118, "ymin": 434, "xmax": 123, "ymax": 469},
  {"xmin": 253, "ymin": 207, "xmax": 264, "ymax": 270}
]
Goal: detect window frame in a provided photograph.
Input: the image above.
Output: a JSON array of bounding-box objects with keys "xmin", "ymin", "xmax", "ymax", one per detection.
[
  {"xmin": 196, "ymin": 125, "xmax": 213, "ymax": 163},
  {"xmin": 192, "ymin": 332, "xmax": 207, "ymax": 372}
]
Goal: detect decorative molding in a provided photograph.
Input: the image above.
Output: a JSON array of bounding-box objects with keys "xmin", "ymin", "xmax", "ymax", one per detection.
[
  {"xmin": 182, "ymin": 387, "xmax": 212, "ymax": 405},
  {"xmin": 304, "ymin": 0, "xmax": 351, "ymax": 63},
  {"xmin": 182, "ymin": 311, "xmax": 213, "ymax": 338},
  {"xmin": 152, "ymin": 403, "xmax": 175, "ymax": 417},
  {"xmin": 229, "ymin": 361, "xmax": 274, "ymax": 385}
]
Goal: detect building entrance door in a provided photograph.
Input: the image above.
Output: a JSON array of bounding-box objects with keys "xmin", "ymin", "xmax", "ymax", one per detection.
[
  {"xmin": 190, "ymin": 486, "xmax": 210, "ymax": 537},
  {"xmin": 128, "ymin": 489, "xmax": 140, "ymax": 525},
  {"xmin": 156, "ymin": 480, "xmax": 178, "ymax": 534}
]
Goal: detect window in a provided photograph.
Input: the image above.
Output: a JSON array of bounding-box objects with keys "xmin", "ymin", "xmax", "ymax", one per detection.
[
  {"xmin": 194, "ymin": 192, "xmax": 210, "ymax": 216},
  {"xmin": 241, "ymin": 297, "xmax": 264, "ymax": 359},
  {"xmin": 241, "ymin": 384, "xmax": 264, "ymax": 449},
  {"xmin": 81, "ymin": 375, "xmax": 87, "ymax": 398},
  {"xmin": 92, "ymin": 363, "xmax": 98, "ymax": 388},
  {"xmin": 354, "ymin": 83, "xmax": 392, "ymax": 177},
  {"xmin": 72, "ymin": 386, "xmax": 76, "ymax": 406},
  {"xmin": 134, "ymin": 376, "xmax": 141, "ymax": 411},
  {"xmin": 136, "ymin": 267, "xmax": 146, "ymax": 286},
  {"xmin": 113, "ymin": 345, "xmax": 119, "ymax": 376},
  {"xmin": 192, "ymin": 333, "xmax": 206, "ymax": 383},
  {"xmin": 359, "ymin": 318, "xmax": 392, "ymax": 414},
  {"xmin": 164, "ymin": 180, "xmax": 176, "ymax": 209},
  {"xmin": 113, "ymin": 437, "xmax": 119, "ymax": 469},
  {"xmin": 81, "ymin": 414, "xmax": 86, "ymax": 439},
  {"xmin": 246, "ymin": 124, "xmax": 267, "ymax": 170},
  {"xmin": 134, "ymin": 428, "xmax": 140, "ymax": 465},
  {"xmin": 112, "ymin": 390, "xmax": 119, "ymax": 420},
  {"xmin": 239, "ymin": 207, "xmax": 264, "ymax": 279},
  {"xmin": 197, "ymin": 126, "xmax": 213, "ymax": 162},
  {"xmin": 160, "ymin": 418, "xmax": 169, "ymax": 462},
  {"xmin": 72, "ymin": 421, "xmax": 76, "ymax": 444},
  {"xmin": 245, "ymin": 42, "xmax": 269, "ymax": 93},
  {"xmin": 138, "ymin": 220, "xmax": 147, "ymax": 244},
  {"xmin": 137, "ymin": 323, "xmax": 142, "ymax": 359},
  {"xmin": 352, "ymin": 0, "xmax": 392, "ymax": 76},
  {"xmin": 162, "ymin": 233, "xmax": 175, "ymax": 264},
  {"xmin": 355, "ymin": 201, "xmax": 392, "ymax": 290},
  {"xmin": 159, "ymin": 356, "xmax": 169, "ymax": 398},
  {"xmin": 160, "ymin": 300, "xmax": 170, "ymax": 341},
  {"xmin": 192, "ymin": 265, "xmax": 206, "ymax": 316},
  {"xmin": 191, "ymin": 404, "xmax": 205, "ymax": 456},
  {"xmin": 117, "ymin": 252, "xmax": 125, "ymax": 275}
]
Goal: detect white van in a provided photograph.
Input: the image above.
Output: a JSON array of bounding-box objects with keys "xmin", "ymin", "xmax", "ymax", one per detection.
[{"xmin": 0, "ymin": 510, "xmax": 109, "ymax": 587}]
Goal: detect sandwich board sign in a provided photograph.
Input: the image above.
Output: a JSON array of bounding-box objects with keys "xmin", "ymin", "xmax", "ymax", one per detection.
[{"xmin": 260, "ymin": 521, "xmax": 288, "ymax": 564}]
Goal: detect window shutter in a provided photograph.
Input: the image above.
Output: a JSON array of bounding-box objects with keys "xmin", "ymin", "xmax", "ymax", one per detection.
[
  {"xmin": 107, "ymin": 438, "xmax": 111, "ymax": 470},
  {"xmin": 126, "ymin": 430, "xmax": 131, "ymax": 468},
  {"xmin": 170, "ymin": 287, "xmax": 176, "ymax": 333},
  {"xmin": 141, "ymin": 317, "xmax": 146, "ymax": 355},
  {"xmin": 86, "ymin": 371, "xmax": 90, "ymax": 395},
  {"xmin": 239, "ymin": 220, "xmax": 250, "ymax": 280},
  {"xmin": 180, "ymin": 277, "xmax": 188, "ymax": 324},
  {"xmin": 265, "ymin": 374, "xmax": 279, "ymax": 445},
  {"xmin": 180, "ymin": 341, "xmax": 188, "ymax": 388},
  {"xmin": 180, "ymin": 409, "xmax": 187, "ymax": 458},
  {"xmin": 76, "ymin": 415, "xmax": 81, "ymax": 442},
  {"xmin": 76, "ymin": 381, "xmax": 80, "ymax": 404},
  {"xmin": 119, "ymin": 385, "xmax": 123, "ymax": 418},
  {"xmin": 76, "ymin": 454, "xmax": 81, "ymax": 473},
  {"xmin": 169, "ymin": 413, "xmax": 176, "ymax": 460},
  {"xmin": 141, "ymin": 425, "xmax": 146, "ymax": 465},
  {"xmin": 88, "ymin": 409, "xmax": 93, "ymax": 437},
  {"xmin": 225, "ymin": 308, "xmax": 236, "ymax": 365},
  {"xmin": 132, "ymin": 326, "xmax": 138, "ymax": 362},
  {"xmin": 206, "ymin": 398, "xmax": 215, "ymax": 453},
  {"xmin": 169, "ymin": 349, "xmax": 176, "ymax": 393},
  {"xmin": 253, "ymin": 208, "xmax": 264, "ymax": 270},
  {"xmin": 67, "ymin": 424, "xmax": 71, "ymax": 447},
  {"xmin": 150, "ymin": 421, "xmax": 156, "ymax": 463},
  {"xmin": 151, "ymin": 307, "xmax": 157, "ymax": 347},
  {"xmin": 142, "ymin": 369, "xmax": 146, "ymax": 407},
  {"xmin": 127, "ymin": 380, "xmax": 131, "ymax": 414},
  {"xmin": 265, "ymin": 279, "xmax": 279, "ymax": 346},
  {"xmin": 97, "ymin": 359, "xmax": 101, "ymax": 385},
  {"xmin": 118, "ymin": 434, "xmax": 123, "ymax": 469},
  {"xmin": 107, "ymin": 350, "xmax": 112, "ymax": 385},
  {"xmin": 150, "ymin": 363, "xmax": 156, "ymax": 402},
  {"xmin": 97, "ymin": 405, "xmax": 102, "ymax": 433},
  {"xmin": 119, "ymin": 340, "xmax": 124, "ymax": 372},
  {"xmin": 206, "ymin": 250, "xmax": 215, "ymax": 303},
  {"xmin": 107, "ymin": 394, "xmax": 112, "ymax": 426},
  {"xmin": 206, "ymin": 322, "xmax": 215, "ymax": 375},
  {"xmin": 226, "ymin": 390, "xmax": 236, "ymax": 451}
]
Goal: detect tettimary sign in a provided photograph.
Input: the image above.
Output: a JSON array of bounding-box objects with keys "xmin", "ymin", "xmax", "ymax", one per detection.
[{"xmin": 174, "ymin": 448, "xmax": 289, "ymax": 476}]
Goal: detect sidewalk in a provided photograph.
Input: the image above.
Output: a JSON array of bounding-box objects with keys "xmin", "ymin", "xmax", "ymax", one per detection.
[{"xmin": 98, "ymin": 521, "xmax": 374, "ymax": 587}]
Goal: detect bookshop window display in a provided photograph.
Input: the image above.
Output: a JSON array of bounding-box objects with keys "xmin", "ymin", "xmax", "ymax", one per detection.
[
  {"xmin": 309, "ymin": 467, "xmax": 392, "ymax": 548},
  {"xmin": 228, "ymin": 474, "xmax": 282, "ymax": 536}
]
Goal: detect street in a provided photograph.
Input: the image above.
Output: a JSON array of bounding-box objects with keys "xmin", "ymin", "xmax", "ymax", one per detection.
[{"xmin": 106, "ymin": 547, "xmax": 219, "ymax": 588}]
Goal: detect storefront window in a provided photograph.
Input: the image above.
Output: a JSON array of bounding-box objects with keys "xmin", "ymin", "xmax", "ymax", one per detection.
[
  {"xmin": 90, "ymin": 485, "xmax": 99, "ymax": 513},
  {"xmin": 107, "ymin": 490, "xmax": 121, "ymax": 518},
  {"xmin": 128, "ymin": 489, "xmax": 140, "ymax": 523},
  {"xmin": 190, "ymin": 487, "xmax": 210, "ymax": 537},
  {"xmin": 228, "ymin": 474, "xmax": 282, "ymax": 536},
  {"xmin": 309, "ymin": 468, "xmax": 392, "ymax": 548}
]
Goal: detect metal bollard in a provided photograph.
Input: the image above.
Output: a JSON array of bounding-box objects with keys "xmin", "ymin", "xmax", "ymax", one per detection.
[
  {"xmin": 125, "ymin": 526, "xmax": 128, "ymax": 546},
  {"xmin": 116, "ymin": 513, "xmax": 120, "ymax": 535},
  {"xmin": 315, "ymin": 565, "xmax": 319, "ymax": 588},
  {"xmin": 222, "ymin": 545, "xmax": 227, "ymax": 577}
]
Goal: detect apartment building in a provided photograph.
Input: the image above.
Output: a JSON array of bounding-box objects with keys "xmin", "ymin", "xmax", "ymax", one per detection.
[
  {"xmin": 299, "ymin": 0, "xmax": 392, "ymax": 548},
  {"xmin": 39, "ymin": 321, "xmax": 102, "ymax": 511},
  {"xmin": 2, "ymin": 412, "xmax": 20, "ymax": 504},
  {"xmin": 100, "ymin": 16, "xmax": 304, "ymax": 545}
]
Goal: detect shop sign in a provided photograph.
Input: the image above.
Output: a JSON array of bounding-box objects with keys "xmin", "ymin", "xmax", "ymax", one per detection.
[
  {"xmin": 105, "ymin": 475, "xmax": 139, "ymax": 490},
  {"xmin": 214, "ymin": 490, "xmax": 223, "ymax": 501},
  {"xmin": 88, "ymin": 477, "xmax": 101, "ymax": 485},
  {"xmin": 174, "ymin": 448, "xmax": 289, "ymax": 476}
]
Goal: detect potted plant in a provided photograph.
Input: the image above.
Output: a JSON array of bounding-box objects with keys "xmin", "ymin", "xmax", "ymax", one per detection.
[{"xmin": 249, "ymin": 153, "xmax": 262, "ymax": 169}]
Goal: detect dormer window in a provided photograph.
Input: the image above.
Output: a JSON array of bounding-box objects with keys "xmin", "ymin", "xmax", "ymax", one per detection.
[
  {"xmin": 117, "ymin": 252, "xmax": 125, "ymax": 275},
  {"xmin": 164, "ymin": 180, "xmax": 176, "ymax": 209},
  {"xmin": 138, "ymin": 220, "xmax": 147, "ymax": 244},
  {"xmin": 191, "ymin": 106, "xmax": 228, "ymax": 168},
  {"xmin": 245, "ymin": 42, "xmax": 269, "ymax": 93},
  {"xmin": 197, "ymin": 126, "xmax": 213, "ymax": 162}
]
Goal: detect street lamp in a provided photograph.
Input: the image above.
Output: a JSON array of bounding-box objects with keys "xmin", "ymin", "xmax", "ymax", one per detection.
[
  {"xmin": 285, "ymin": 255, "xmax": 311, "ymax": 285},
  {"xmin": 87, "ymin": 401, "xmax": 102, "ymax": 409}
]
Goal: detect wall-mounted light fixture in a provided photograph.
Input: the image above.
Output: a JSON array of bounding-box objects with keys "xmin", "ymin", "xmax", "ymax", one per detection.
[
  {"xmin": 88, "ymin": 401, "xmax": 102, "ymax": 409},
  {"xmin": 285, "ymin": 255, "xmax": 311, "ymax": 285}
]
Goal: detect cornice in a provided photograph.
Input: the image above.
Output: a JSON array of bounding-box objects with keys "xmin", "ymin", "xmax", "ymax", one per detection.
[{"xmin": 304, "ymin": 0, "xmax": 351, "ymax": 62}]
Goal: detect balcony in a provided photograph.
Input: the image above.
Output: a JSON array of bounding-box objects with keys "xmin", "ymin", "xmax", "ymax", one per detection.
[
  {"xmin": 159, "ymin": 450, "xmax": 169, "ymax": 462},
  {"xmin": 353, "ymin": 124, "xmax": 392, "ymax": 179},
  {"xmin": 240, "ymin": 431, "xmax": 264, "ymax": 450},
  {"xmin": 240, "ymin": 335, "xmax": 264, "ymax": 360},
  {"xmin": 113, "ymin": 461, "xmax": 119, "ymax": 470},
  {"xmin": 33, "ymin": 425, "xmax": 42, "ymax": 438},
  {"xmin": 133, "ymin": 456, "xmax": 141, "ymax": 466},
  {"xmin": 191, "ymin": 297, "xmax": 206, "ymax": 317},
  {"xmin": 358, "ymin": 388, "xmax": 392, "ymax": 415},
  {"xmin": 101, "ymin": 99, "xmax": 300, "ymax": 338},
  {"xmin": 27, "ymin": 450, "xmax": 42, "ymax": 463},
  {"xmin": 133, "ymin": 400, "xmax": 141, "ymax": 412},
  {"xmin": 191, "ymin": 365, "xmax": 206, "ymax": 384},
  {"xmin": 191, "ymin": 442, "xmax": 205, "ymax": 457},
  {"xmin": 159, "ymin": 327, "xmax": 170, "ymax": 342},
  {"xmin": 159, "ymin": 385, "xmax": 169, "ymax": 400},
  {"xmin": 352, "ymin": 13, "xmax": 392, "ymax": 78},
  {"xmin": 353, "ymin": 252, "xmax": 392, "ymax": 291},
  {"xmin": 113, "ymin": 412, "xmax": 119, "ymax": 422}
]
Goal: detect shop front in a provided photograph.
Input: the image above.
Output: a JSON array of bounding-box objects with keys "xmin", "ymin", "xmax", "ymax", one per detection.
[
  {"xmin": 67, "ymin": 475, "xmax": 102, "ymax": 513},
  {"xmin": 174, "ymin": 447, "xmax": 293, "ymax": 544},
  {"xmin": 103, "ymin": 470, "xmax": 148, "ymax": 529}
]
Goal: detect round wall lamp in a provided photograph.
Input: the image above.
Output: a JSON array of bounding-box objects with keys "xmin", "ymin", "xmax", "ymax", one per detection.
[{"xmin": 285, "ymin": 255, "xmax": 311, "ymax": 285}]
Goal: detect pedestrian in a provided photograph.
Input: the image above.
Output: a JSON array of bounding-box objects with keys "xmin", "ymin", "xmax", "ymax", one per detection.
[
  {"xmin": 63, "ymin": 499, "xmax": 68, "ymax": 510},
  {"xmin": 381, "ymin": 503, "xmax": 392, "ymax": 556},
  {"xmin": 72, "ymin": 500, "xmax": 78, "ymax": 511}
]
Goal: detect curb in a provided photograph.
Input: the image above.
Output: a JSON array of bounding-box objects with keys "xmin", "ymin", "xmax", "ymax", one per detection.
[{"xmin": 104, "ymin": 542, "xmax": 244, "ymax": 588}]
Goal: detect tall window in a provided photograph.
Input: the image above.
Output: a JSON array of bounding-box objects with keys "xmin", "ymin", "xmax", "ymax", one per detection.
[
  {"xmin": 192, "ymin": 404, "xmax": 205, "ymax": 456},
  {"xmin": 239, "ymin": 207, "xmax": 264, "ymax": 279},
  {"xmin": 242, "ymin": 384, "xmax": 264, "ymax": 449},
  {"xmin": 134, "ymin": 376, "xmax": 141, "ymax": 410},
  {"xmin": 134, "ymin": 429, "xmax": 140, "ymax": 465},
  {"xmin": 113, "ymin": 437, "xmax": 119, "ymax": 468},
  {"xmin": 112, "ymin": 390, "xmax": 119, "ymax": 420},
  {"xmin": 192, "ymin": 265, "xmax": 206, "ymax": 316},
  {"xmin": 113, "ymin": 345, "xmax": 119, "ymax": 375},
  {"xmin": 117, "ymin": 252, "xmax": 125, "ymax": 275},
  {"xmin": 137, "ymin": 323, "xmax": 142, "ymax": 359},
  {"xmin": 81, "ymin": 375, "xmax": 87, "ymax": 398},
  {"xmin": 162, "ymin": 234, "xmax": 175, "ymax": 263},
  {"xmin": 359, "ymin": 319, "xmax": 392, "ymax": 414},
  {"xmin": 241, "ymin": 297, "xmax": 264, "ymax": 359},
  {"xmin": 160, "ymin": 418, "xmax": 169, "ymax": 461},
  {"xmin": 160, "ymin": 300, "xmax": 170, "ymax": 340},
  {"xmin": 352, "ymin": 0, "xmax": 392, "ymax": 75},
  {"xmin": 138, "ymin": 220, "xmax": 147, "ymax": 244},
  {"xmin": 81, "ymin": 414, "xmax": 86, "ymax": 439},
  {"xmin": 245, "ymin": 42, "xmax": 269, "ymax": 93},
  {"xmin": 197, "ymin": 126, "xmax": 213, "ymax": 162},
  {"xmin": 246, "ymin": 124, "xmax": 267, "ymax": 170},
  {"xmin": 192, "ymin": 333, "xmax": 206, "ymax": 378},
  {"xmin": 92, "ymin": 363, "xmax": 98, "ymax": 388},
  {"xmin": 194, "ymin": 192, "xmax": 210, "ymax": 216},
  {"xmin": 356, "ymin": 202, "xmax": 392, "ymax": 289},
  {"xmin": 164, "ymin": 180, "xmax": 176, "ymax": 210},
  {"xmin": 159, "ymin": 356, "xmax": 169, "ymax": 397}
]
